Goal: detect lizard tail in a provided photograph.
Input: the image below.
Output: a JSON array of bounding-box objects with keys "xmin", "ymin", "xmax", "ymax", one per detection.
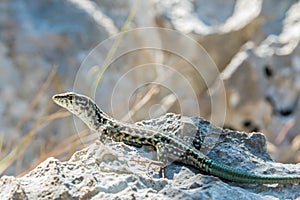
[{"xmin": 208, "ymin": 160, "xmax": 300, "ymax": 184}]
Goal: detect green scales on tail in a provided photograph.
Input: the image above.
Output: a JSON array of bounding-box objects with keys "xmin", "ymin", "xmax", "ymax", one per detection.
[{"xmin": 52, "ymin": 92, "xmax": 300, "ymax": 184}]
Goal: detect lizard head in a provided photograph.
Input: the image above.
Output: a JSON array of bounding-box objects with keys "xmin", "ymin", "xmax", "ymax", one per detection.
[
  {"xmin": 52, "ymin": 92, "xmax": 111, "ymax": 131},
  {"xmin": 52, "ymin": 92, "xmax": 91, "ymax": 114}
]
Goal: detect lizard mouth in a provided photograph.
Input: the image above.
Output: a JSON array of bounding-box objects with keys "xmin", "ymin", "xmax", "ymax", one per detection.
[
  {"xmin": 52, "ymin": 94, "xmax": 65, "ymax": 106},
  {"xmin": 52, "ymin": 94, "xmax": 59, "ymax": 102}
]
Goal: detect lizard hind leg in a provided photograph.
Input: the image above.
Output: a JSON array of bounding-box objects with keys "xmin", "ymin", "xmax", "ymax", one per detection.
[
  {"xmin": 155, "ymin": 143, "xmax": 187, "ymax": 177},
  {"xmin": 155, "ymin": 143, "xmax": 172, "ymax": 178}
]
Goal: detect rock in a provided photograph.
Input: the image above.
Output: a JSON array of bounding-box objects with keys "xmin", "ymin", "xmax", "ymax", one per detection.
[
  {"xmin": 0, "ymin": 114, "xmax": 299, "ymax": 199},
  {"xmin": 221, "ymin": 1, "xmax": 300, "ymax": 162},
  {"xmin": 0, "ymin": 0, "xmax": 300, "ymax": 178},
  {"xmin": 155, "ymin": 0, "xmax": 262, "ymax": 70}
]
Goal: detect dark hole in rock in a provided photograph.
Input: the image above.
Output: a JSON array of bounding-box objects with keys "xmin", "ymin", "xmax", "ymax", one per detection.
[
  {"xmin": 251, "ymin": 126, "xmax": 260, "ymax": 132},
  {"xmin": 279, "ymin": 108, "xmax": 293, "ymax": 116},
  {"xmin": 243, "ymin": 120, "xmax": 252, "ymax": 127},
  {"xmin": 264, "ymin": 64, "xmax": 273, "ymax": 78}
]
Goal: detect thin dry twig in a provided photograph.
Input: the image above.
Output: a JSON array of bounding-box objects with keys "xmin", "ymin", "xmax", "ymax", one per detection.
[
  {"xmin": 275, "ymin": 118, "xmax": 295, "ymax": 145},
  {"xmin": 13, "ymin": 66, "xmax": 58, "ymax": 137},
  {"xmin": 92, "ymin": 0, "xmax": 142, "ymax": 93},
  {"xmin": 0, "ymin": 66, "xmax": 57, "ymax": 175},
  {"xmin": 121, "ymin": 85, "xmax": 160, "ymax": 122},
  {"xmin": 0, "ymin": 100, "xmax": 52, "ymax": 174}
]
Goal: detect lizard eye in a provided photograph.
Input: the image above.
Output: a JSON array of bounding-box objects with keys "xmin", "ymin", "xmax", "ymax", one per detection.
[{"xmin": 67, "ymin": 95, "xmax": 74, "ymax": 103}]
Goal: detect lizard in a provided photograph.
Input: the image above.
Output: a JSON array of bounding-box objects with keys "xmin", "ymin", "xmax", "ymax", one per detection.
[{"xmin": 52, "ymin": 92, "xmax": 300, "ymax": 184}]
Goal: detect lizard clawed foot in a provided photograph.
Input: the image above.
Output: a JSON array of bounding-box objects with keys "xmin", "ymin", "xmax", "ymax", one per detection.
[
  {"xmin": 146, "ymin": 160, "xmax": 166, "ymax": 178},
  {"xmin": 130, "ymin": 159, "xmax": 165, "ymax": 178}
]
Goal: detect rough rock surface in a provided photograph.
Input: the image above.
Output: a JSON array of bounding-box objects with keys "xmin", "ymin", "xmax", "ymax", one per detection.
[
  {"xmin": 0, "ymin": 114, "xmax": 299, "ymax": 200},
  {"xmin": 1, "ymin": 0, "xmax": 300, "ymax": 176}
]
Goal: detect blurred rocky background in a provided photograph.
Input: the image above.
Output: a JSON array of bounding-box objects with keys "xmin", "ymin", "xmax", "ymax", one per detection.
[{"xmin": 0, "ymin": 0, "xmax": 300, "ymax": 176}]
